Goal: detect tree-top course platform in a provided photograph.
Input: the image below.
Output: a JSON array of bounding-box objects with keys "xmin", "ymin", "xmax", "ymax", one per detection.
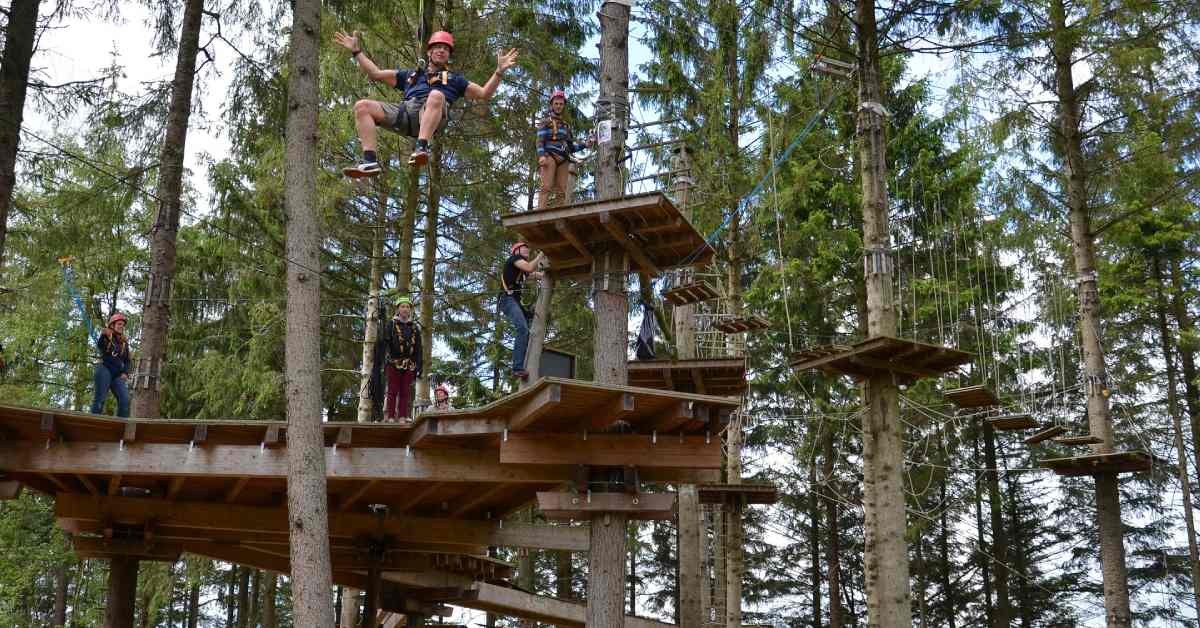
[
  {"xmin": 790, "ymin": 335, "xmax": 973, "ymax": 384},
  {"xmin": 627, "ymin": 357, "xmax": 748, "ymax": 397},
  {"xmin": 0, "ymin": 377, "xmax": 744, "ymax": 626},
  {"xmin": 500, "ymin": 191, "xmax": 714, "ymax": 278}
]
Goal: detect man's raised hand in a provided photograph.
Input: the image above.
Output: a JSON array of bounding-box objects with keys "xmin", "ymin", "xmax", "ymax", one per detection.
[
  {"xmin": 334, "ymin": 31, "xmax": 361, "ymax": 53},
  {"xmin": 496, "ymin": 48, "xmax": 519, "ymax": 73}
]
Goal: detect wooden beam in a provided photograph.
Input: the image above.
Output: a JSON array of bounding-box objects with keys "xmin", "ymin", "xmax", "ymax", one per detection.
[
  {"xmin": 394, "ymin": 482, "xmax": 444, "ymax": 513},
  {"xmin": 337, "ymin": 479, "xmax": 379, "ymax": 512},
  {"xmin": 555, "ymin": 219, "xmax": 593, "ymax": 262},
  {"xmin": 458, "ymin": 581, "xmax": 674, "ymax": 628},
  {"xmin": 846, "ymin": 355, "xmax": 941, "ymax": 380},
  {"xmin": 449, "ymin": 484, "xmax": 510, "ymax": 518},
  {"xmin": 490, "ymin": 523, "xmax": 589, "ymax": 552},
  {"xmin": 337, "ymin": 426, "xmax": 354, "ymax": 448},
  {"xmin": 536, "ymin": 492, "xmax": 677, "ymax": 520},
  {"xmin": 676, "ymin": 485, "xmax": 703, "ymax": 626},
  {"xmin": 643, "ymin": 401, "xmax": 693, "ymax": 433},
  {"xmin": 122, "ymin": 422, "xmax": 137, "ymax": 443},
  {"xmin": 224, "ymin": 477, "xmax": 250, "ymax": 503},
  {"xmin": 600, "ymin": 212, "xmax": 660, "ymax": 276},
  {"xmin": 107, "ymin": 474, "xmax": 122, "ymax": 496},
  {"xmin": 39, "ymin": 473, "xmax": 70, "ymax": 492},
  {"xmin": 409, "ymin": 416, "xmax": 506, "ymax": 447},
  {"xmin": 501, "ymin": 433, "xmax": 721, "ymax": 469},
  {"xmin": 72, "ymin": 537, "xmax": 182, "ymax": 562},
  {"xmin": 0, "ymin": 480, "xmax": 21, "ymax": 500},
  {"xmin": 74, "ymin": 474, "xmax": 100, "ymax": 496},
  {"xmin": 691, "ymin": 368, "xmax": 707, "ymax": 395},
  {"xmin": 588, "ymin": 393, "xmax": 635, "ymax": 431},
  {"xmin": 166, "ymin": 477, "xmax": 186, "ymax": 500},
  {"xmin": 509, "ymin": 383, "xmax": 563, "ymax": 431}
]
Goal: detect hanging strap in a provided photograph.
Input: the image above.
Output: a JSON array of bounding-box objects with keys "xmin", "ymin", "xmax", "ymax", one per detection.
[{"xmin": 58, "ymin": 256, "xmax": 97, "ymax": 344}]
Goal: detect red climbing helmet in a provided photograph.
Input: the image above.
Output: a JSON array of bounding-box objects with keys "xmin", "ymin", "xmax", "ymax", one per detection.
[
  {"xmin": 108, "ymin": 312, "xmax": 128, "ymax": 326},
  {"xmin": 549, "ymin": 89, "xmax": 567, "ymax": 105},
  {"xmin": 435, "ymin": 383, "xmax": 450, "ymax": 397},
  {"xmin": 511, "ymin": 241, "xmax": 528, "ymax": 255},
  {"xmin": 427, "ymin": 31, "xmax": 455, "ymax": 52}
]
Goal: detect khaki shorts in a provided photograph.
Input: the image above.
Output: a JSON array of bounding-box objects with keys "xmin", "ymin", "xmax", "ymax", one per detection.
[{"xmin": 380, "ymin": 98, "xmax": 450, "ymax": 138}]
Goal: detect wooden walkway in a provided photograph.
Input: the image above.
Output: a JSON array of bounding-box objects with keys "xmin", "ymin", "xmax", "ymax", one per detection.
[
  {"xmin": 627, "ymin": 357, "xmax": 748, "ymax": 397},
  {"xmin": 0, "ymin": 377, "xmax": 746, "ymax": 624},
  {"xmin": 500, "ymin": 192, "xmax": 713, "ymax": 277},
  {"xmin": 791, "ymin": 336, "xmax": 972, "ymax": 383}
]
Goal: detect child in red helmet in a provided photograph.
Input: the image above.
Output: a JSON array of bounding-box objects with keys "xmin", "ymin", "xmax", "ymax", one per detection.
[
  {"xmin": 536, "ymin": 90, "xmax": 593, "ymax": 208},
  {"xmin": 91, "ymin": 312, "xmax": 132, "ymax": 417},
  {"xmin": 432, "ymin": 383, "xmax": 453, "ymax": 412},
  {"xmin": 498, "ymin": 242, "xmax": 545, "ymax": 380},
  {"xmin": 333, "ymin": 29, "xmax": 519, "ymax": 173}
]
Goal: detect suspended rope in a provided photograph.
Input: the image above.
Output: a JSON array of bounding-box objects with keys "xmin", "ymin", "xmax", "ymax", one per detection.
[{"xmin": 58, "ymin": 256, "xmax": 97, "ymax": 344}]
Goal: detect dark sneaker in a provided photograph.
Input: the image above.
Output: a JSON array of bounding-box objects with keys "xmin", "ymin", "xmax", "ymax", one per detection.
[
  {"xmin": 408, "ymin": 147, "xmax": 430, "ymax": 167},
  {"xmin": 343, "ymin": 161, "xmax": 382, "ymax": 178}
]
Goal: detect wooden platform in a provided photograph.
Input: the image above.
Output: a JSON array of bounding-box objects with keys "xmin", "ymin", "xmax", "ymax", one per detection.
[
  {"xmin": 790, "ymin": 336, "xmax": 972, "ymax": 383},
  {"xmin": 627, "ymin": 357, "xmax": 747, "ymax": 397},
  {"xmin": 713, "ymin": 316, "xmax": 771, "ymax": 333},
  {"xmin": 1041, "ymin": 451, "xmax": 1154, "ymax": 477},
  {"xmin": 988, "ymin": 413, "xmax": 1038, "ymax": 430},
  {"xmin": 1053, "ymin": 434, "xmax": 1103, "ymax": 446},
  {"xmin": 663, "ymin": 281, "xmax": 719, "ymax": 306},
  {"xmin": 500, "ymin": 192, "xmax": 713, "ymax": 278},
  {"xmin": 944, "ymin": 384, "xmax": 1000, "ymax": 408},
  {"xmin": 696, "ymin": 483, "xmax": 778, "ymax": 505},
  {"xmin": 0, "ymin": 377, "xmax": 741, "ymax": 625},
  {"xmin": 1024, "ymin": 425, "xmax": 1067, "ymax": 445}
]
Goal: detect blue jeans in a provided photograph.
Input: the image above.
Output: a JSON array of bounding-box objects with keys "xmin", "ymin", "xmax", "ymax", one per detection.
[
  {"xmin": 91, "ymin": 364, "xmax": 130, "ymax": 418},
  {"xmin": 499, "ymin": 294, "xmax": 530, "ymax": 372}
]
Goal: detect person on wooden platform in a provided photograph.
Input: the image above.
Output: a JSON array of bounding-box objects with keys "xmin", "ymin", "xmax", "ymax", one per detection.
[
  {"xmin": 536, "ymin": 90, "xmax": 592, "ymax": 209},
  {"xmin": 431, "ymin": 383, "xmax": 453, "ymax": 412},
  {"xmin": 91, "ymin": 312, "xmax": 131, "ymax": 418},
  {"xmin": 378, "ymin": 295, "xmax": 423, "ymax": 422},
  {"xmin": 499, "ymin": 242, "xmax": 544, "ymax": 380},
  {"xmin": 334, "ymin": 29, "xmax": 519, "ymax": 174}
]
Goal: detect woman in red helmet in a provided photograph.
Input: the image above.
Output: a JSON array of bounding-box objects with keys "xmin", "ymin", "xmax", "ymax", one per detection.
[
  {"xmin": 499, "ymin": 241, "xmax": 544, "ymax": 380},
  {"xmin": 91, "ymin": 312, "xmax": 132, "ymax": 417},
  {"xmin": 431, "ymin": 383, "xmax": 453, "ymax": 412},
  {"xmin": 536, "ymin": 89, "xmax": 593, "ymax": 209},
  {"xmin": 333, "ymin": 29, "xmax": 519, "ymax": 174}
]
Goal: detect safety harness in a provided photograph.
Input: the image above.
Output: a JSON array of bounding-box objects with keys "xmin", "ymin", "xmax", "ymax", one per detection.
[{"xmin": 389, "ymin": 319, "xmax": 420, "ymax": 371}]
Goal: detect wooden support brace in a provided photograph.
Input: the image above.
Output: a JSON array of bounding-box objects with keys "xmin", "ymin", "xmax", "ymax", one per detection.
[
  {"xmin": 509, "ymin": 383, "xmax": 563, "ymax": 431},
  {"xmin": 40, "ymin": 473, "xmax": 70, "ymax": 492},
  {"xmin": 537, "ymin": 491, "xmax": 677, "ymax": 521},
  {"xmin": 555, "ymin": 219, "xmax": 593, "ymax": 263},
  {"xmin": 448, "ymin": 484, "xmax": 509, "ymax": 518},
  {"xmin": 75, "ymin": 474, "xmax": 100, "ymax": 496},
  {"xmin": 588, "ymin": 392, "xmax": 635, "ymax": 430},
  {"xmin": 224, "ymin": 477, "xmax": 250, "ymax": 503},
  {"xmin": 600, "ymin": 212, "xmax": 660, "ymax": 276},
  {"xmin": 644, "ymin": 401, "xmax": 693, "ymax": 433},
  {"xmin": 338, "ymin": 479, "xmax": 379, "ymax": 512},
  {"xmin": 165, "ymin": 477, "xmax": 186, "ymax": 500},
  {"xmin": 122, "ymin": 422, "xmax": 137, "ymax": 443},
  {"xmin": 501, "ymin": 433, "xmax": 721, "ymax": 469},
  {"xmin": 107, "ymin": 474, "xmax": 122, "ymax": 496},
  {"xmin": 410, "ymin": 416, "xmax": 507, "ymax": 447}
]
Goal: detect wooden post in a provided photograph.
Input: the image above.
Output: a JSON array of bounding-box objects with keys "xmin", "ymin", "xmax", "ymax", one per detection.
[
  {"xmin": 356, "ymin": 188, "xmax": 388, "ymax": 423},
  {"xmin": 362, "ymin": 560, "xmax": 381, "ymax": 628},
  {"xmin": 854, "ymin": 0, "xmax": 912, "ymax": 622},
  {"xmin": 104, "ymin": 557, "xmax": 139, "ymax": 628},
  {"xmin": 677, "ymin": 485, "xmax": 703, "ymax": 626},
  {"xmin": 522, "ymin": 272, "xmax": 556, "ymax": 388}
]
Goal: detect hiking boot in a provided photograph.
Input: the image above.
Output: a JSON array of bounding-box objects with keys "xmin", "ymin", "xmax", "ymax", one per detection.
[
  {"xmin": 408, "ymin": 147, "xmax": 430, "ymax": 167},
  {"xmin": 342, "ymin": 161, "xmax": 382, "ymax": 178}
]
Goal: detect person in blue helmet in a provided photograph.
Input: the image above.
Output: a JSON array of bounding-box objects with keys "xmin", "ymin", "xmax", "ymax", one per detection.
[
  {"xmin": 334, "ymin": 29, "xmax": 519, "ymax": 173},
  {"xmin": 91, "ymin": 312, "xmax": 132, "ymax": 417}
]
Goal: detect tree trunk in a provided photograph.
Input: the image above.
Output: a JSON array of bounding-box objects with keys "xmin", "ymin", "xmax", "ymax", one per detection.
[
  {"xmin": 236, "ymin": 565, "xmax": 251, "ymax": 628},
  {"xmin": 1169, "ymin": 258, "xmax": 1200, "ymax": 489},
  {"xmin": 262, "ymin": 573, "xmax": 277, "ymax": 628},
  {"xmin": 724, "ymin": 420, "xmax": 744, "ymax": 628},
  {"xmin": 824, "ymin": 428, "xmax": 843, "ymax": 628},
  {"xmin": 397, "ymin": 171, "xmax": 418, "ymax": 293},
  {"xmin": 105, "ymin": 557, "xmax": 139, "ymax": 628},
  {"xmin": 972, "ymin": 428, "xmax": 994, "ymax": 626},
  {"xmin": 0, "ymin": 0, "xmax": 40, "ymax": 270},
  {"xmin": 52, "ymin": 562, "xmax": 70, "ymax": 627},
  {"xmin": 677, "ymin": 485, "xmax": 703, "ymax": 626},
  {"xmin": 855, "ymin": 0, "xmax": 911, "ymax": 623},
  {"xmin": 357, "ymin": 189, "xmax": 388, "ymax": 423},
  {"xmin": 1153, "ymin": 258, "xmax": 1200, "ymax": 612},
  {"xmin": 226, "ymin": 565, "xmax": 236, "ymax": 627},
  {"xmin": 1049, "ymin": 0, "xmax": 1130, "ymax": 623},
  {"xmin": 810, "ymin": 457, "xmax": 822, "ymax": 628},
  {"xmin": 981, "ymin": 424, "xmax": 1012, "ymax": 626},
  {"xmin": 132, "ymin": 0, "xmax": 205, "ymax": 417},
  {"xmin": 283, "ymin": 0, "xmax": 334, "ymax": 620},
  {"xmin": 938, "ymin": 459, "xmax": 956, "ymax": 628},
  {"xmin": 186, "ymin": 580, "xmax": 200, "ymax": 628},
  {"xmin": 248, "ymin": 569, "xmax": 261, "ymax": 628},
  {"xmin": 417, "ymin": 147, "xmax": 441, "ymax": 404},
  {"xmin": 1004, "ymin": 468, "xmax": 1033, "ymax": 628}
]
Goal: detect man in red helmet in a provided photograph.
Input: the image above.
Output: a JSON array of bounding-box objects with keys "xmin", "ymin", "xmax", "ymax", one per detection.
[
  {"xmin": 536, "ymin": 89, "xmax": 593, "ymax": 208},
  {"xmin": 333, "ymin": 29, "xmax": 519, "ymax": 174},
  {"xmin": 499, "ymin": 241, "xmax": 545, "ymax": 380}
]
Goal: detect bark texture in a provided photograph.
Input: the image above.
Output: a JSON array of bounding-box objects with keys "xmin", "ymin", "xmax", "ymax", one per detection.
[
  {"xmin": 132, "ymin": 0, "xmax": 205, "ymax": 417},
  {"xmin": 356, "ymin": 189, "xmax": 388, "ymax": 423},
  {"xmin": 282, "ymin": 0, "xmax": 335, "ymax": 620},
  {"xmin": 104, "ymin": 557, "xmax": 139, "ymax": 628},
  {"xmin": 0, "ymin": 0, "xmax": 40, "ymax": 270}
]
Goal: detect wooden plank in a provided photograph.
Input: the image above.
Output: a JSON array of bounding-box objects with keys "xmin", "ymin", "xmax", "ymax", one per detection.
[
  {"xmin": 337, "ymin": 479, "xmax": 378, "ymax": 512},
  {"xmin": 41, "ymin": 413, "xmax": 56, "ymax": 438},
  {"xmin": 191, "ymin": 424, "xmax": 208, "ymax": 445},
  {"xmin": 696, "ymin": 483, "xmax": 779, "ymax": 504},
  {"xmin": 691, "ymin": 369, "xmax": 707, "ymax": 395},
  {"xmin": 1053, "ymin": 434, "xmax": 1104, "ymax": 446},
  {"xmin": 0, "ymin": 480, "xmax": 21, "ymax": 500},
  {"xmin": 1023, "ymin": 425, "xmax": 1067, "ymax": 445},
  {"xmin": 500, "ymin": 433, "xmax": 721, "ymax": 469},
  {"xmin": 449, "ymin": 484, "xmax": 510, "ymax": 518},
  {"xmin": 536, "ymin": 492, "xmax": 677, "ymax": 521},
  {"xmin": 394, "ymin": 481, "xmax": 445, "ymax": 513},
  {"xmin": 337, "ymin": 426, "xmax": 354, "ymax": 448},
  {"xmin": 166, "ymin": 477, "xmax": 186, "ymax": 500},
  {"xmin": 224, "ymin": 477, "xmax": 250, "ymax": 503},
  {"xmin": 847, "ymin": 355, "xmax": 942, "ymax": 380},
  {"xmin": 588, "ymin": 393, "xmax": 635, "ymax": 431},
  {"xmin": 1041, "ymin": 451, "xmax": 1153, "ymax": 477},
  {"xmin": 72, "ymin": 537, "xmax": 182, "ymax": 562},
  {"xmin": 988, "ymin": 414, "xmax": 1038, "ymax": 430},
  {"xmin": 643, "ymin": 401, "xmax": 694, "ymax": 433},
  {"xmin": 508, "ymin": 383, "xmax": 563, "ymax": 431},
  {"xmin": 107, "ymin": 474, "xmax": 122, "ymax": 496},
  {"xmin": 489, "ymin": 523, "xmax": 589, "ymax": 552},
  {"xmin": 555, "ymin": 219, "xmax": 593, "ymax": 262},
  {"xmin": 0, "ymin": 440, "xmax": 716, "ymax": 484},
  {"xmin": 600, "ymin": 212, "xmax": 660, "ymax": 276},
  {"xmin": 409, "ymin": 416, "xmax": 506, "ymax": 447},
  {"xmin": 943, "ymin": 385, "xmax": 1000, "ymax": 409},
  {"xmin": 458, "ymin": 581, "xmax": 675, "ymax": 628},
  {"xmin": 74, "ymin": 474, "xmax": 100, "ymax": 496}
]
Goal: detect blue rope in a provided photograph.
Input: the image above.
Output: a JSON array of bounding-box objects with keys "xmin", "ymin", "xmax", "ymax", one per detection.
[
  {"xmin": 683, "ymin": 84, "xmax": 839, "ymax": 265},
  {"xmin": 61, "ymin": 264, "xmax": 97, "ymax": 344}
]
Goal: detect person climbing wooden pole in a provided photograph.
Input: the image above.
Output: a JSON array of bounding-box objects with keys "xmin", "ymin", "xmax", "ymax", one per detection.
[
  {"xmin": 333, "ymin": 29, "xmax": 518, "ymax": 175},
  {"xmin": 498, "ymin": 241, "xmax": 544, "ymax": 380},
  {"xmin": 536, "ymin": 90, "xmax": 593, "ymax": 209}
]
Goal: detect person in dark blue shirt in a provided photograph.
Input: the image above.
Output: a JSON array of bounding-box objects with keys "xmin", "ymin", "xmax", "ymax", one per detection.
[
  {"xmin": 333, "ymin": 30, "xmax": 519, "ymax": 173},
  {"xmin": 499, "ymin": 242, "xmax": 545, "ymax": 380},
  {"xmin": 536, "ymin": 90, "xmax": 592, "ymax": 209},
  {"xmin": 91, "ymin": 312, "xmax": 131, "ymax": 417}
]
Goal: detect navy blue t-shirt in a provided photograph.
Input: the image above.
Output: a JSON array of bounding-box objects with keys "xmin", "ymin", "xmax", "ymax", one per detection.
[{"xmin": 396, "ymin": 68, "xmax": 470, "ymax": 103}]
